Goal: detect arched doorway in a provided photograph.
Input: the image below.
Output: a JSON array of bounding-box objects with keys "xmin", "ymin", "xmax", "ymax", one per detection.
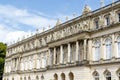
[
  {"xmin": 69, "ymin": 72, "xmax": 74, "ymax": 80},
  {"xmin": 54, "ymin": 73, "xmax": 58, "ymax": 80},
  {"xmin": 61, "ymin": 73, "xmax": 65, "ymax": 80}
]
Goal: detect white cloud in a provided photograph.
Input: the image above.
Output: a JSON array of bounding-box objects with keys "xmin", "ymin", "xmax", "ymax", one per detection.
[
  {"xmin": 0, "ymin": 4, "xmax": 74, "ymax": 44},
  {"xmin": 0, "ymin": 5, "xmax": 57, "ymax": 44}
]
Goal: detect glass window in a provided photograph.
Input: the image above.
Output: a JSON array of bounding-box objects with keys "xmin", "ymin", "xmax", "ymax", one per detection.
[
  {"xmin": 106, "ymin": 16, "xmax": 110, "ymax": 26},
  {"xmin": 94, "ymin": 41, "xmax": 100, "ymax": 61},
  {"xmin": 118, "ymin": 13, "xmax": 120, "ymax": 22},
  {"xmin": 95, "ymin": 20, "xmax": 99, "ymax": 29},
  {"xmin": 105, "ymin": 39, "xmax": 112, "ymax": 59}
]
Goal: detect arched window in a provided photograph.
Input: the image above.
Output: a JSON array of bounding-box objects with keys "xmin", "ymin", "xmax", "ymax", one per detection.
[
  {"xmin": 20, "ymin": 77, "xmax": 22, "ymax": 80},
  {"xmin": 93, "ymin": 40, "xmax": 100, "ymax": 61},
  {"xmin": 12, "ymin": 77, "xmax": 14, "ymax": 80},
  {"xmin": 41, "ymin": 75, "xmax": 44, "ymax": 80},
  {"xmin": 28, "ymin": 76, "xmax": 31, "ymax": 80},
  {"xmin": 24, "ymin": 77, "xmax": 26, "ymax": 80},
  {"xmin": 117, "ymin": 36, "xmax": 120, "ymax": 58},
  {"xmin": 105, "ymin": 38, "xmax": 112, "ymax": 59},
  {"xmin": 36, "ymin": 75, "xmax": 39, "ymax": 80},
  {"xmin": 54, "ymin": 73, "xmax": 58, "ymax": 80},
  {"xmin": 93, "ymin": 71, "xmax": 99, "ymax": 80},
  {"xmin": 104, "ymin": 70, "xmax": 111, "ymax": 80},
  {"xmin": 61, "ymin": 73, "xmax": 65, "ymax": 80},
  {"xmin": 69, "ymin": 72, "xmax": 74, "ymax": 80}
]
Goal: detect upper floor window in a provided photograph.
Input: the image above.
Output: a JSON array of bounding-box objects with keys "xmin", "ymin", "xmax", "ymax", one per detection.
[
  {"xmin": 93, "ymin": 40, "xmax": 100, "ymax": 61},
  {"xmin": 105, "ymin": 38, "xmax": 112, "ymax": 60},
  {"xmin": 117, "ymin": 36, "xmax": 120, "ymax": 58},
  {"xmin": 105, "ymin": 16, "xmax": 110, "ymax": 26},
  {"xmin": 118, "ymin": 13, "xmax": 120, "ymax": 22},
  {"xmin": 95, "ymin": 20, "xmax": 99, "ymax": 29}
]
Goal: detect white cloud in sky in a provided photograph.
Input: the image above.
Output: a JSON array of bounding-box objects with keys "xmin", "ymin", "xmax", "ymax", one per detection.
[
  {"xmin": 0, "ymin": 4, "xmax": 56, "ymax": 44},
  {"xmin": 0, "ymin": 4, "xmax": 74, "ymax": 44}
]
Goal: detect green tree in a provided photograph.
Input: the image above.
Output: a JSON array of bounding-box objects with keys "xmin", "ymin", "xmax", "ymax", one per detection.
[{"xmin": 0, "ymin": 42, "xmax": 6, "ymax": 80}]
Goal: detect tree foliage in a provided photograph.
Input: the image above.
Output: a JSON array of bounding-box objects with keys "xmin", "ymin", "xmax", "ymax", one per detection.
[{"xmin": 0, "ymin": 42, "xmax": 6, "ymax": 80}]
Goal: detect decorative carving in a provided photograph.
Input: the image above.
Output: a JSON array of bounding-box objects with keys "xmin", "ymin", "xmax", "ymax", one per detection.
[{"xmin": 82, "ymin": 5, "xmax": 91, "ymax": 15}]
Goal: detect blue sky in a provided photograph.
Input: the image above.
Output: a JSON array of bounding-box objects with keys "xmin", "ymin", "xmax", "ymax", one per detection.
[{"xmin": 0, "ymin": 0, "xmax": 117, "ymax": 44}]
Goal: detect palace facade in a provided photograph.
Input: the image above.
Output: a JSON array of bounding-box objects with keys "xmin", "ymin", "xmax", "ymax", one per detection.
[{"xmin": 3, "ymin": 1, "xmax": 120, "ymax": 80}]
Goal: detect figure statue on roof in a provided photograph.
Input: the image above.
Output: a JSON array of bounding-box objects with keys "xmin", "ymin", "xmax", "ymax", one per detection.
[{"xmin": 82, "ymin": 4, "xmax": 91, "ymax": 15}]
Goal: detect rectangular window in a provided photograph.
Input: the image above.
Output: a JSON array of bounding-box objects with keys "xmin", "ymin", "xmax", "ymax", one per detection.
[
  {"xmin": 118, "ymin": 13, "xmax": 120, "ymax": 22},
  {"xmin": 95, "ymin": 47, "xmax": 100, "ymax": 61},
  {"xmin": 95, "ymin": 20, "xmax": 99, "ymax": 29},
  {"xmin": 106, "ymin": 16, "xmax": 110, "ymax": 26},
  {"xmin": 106, "ymin": 45, "xmax": 112, "ymax": 59}
]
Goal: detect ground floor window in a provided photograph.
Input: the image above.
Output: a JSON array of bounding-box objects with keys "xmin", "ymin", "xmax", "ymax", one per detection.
[{"xmin": 105, "ymin": 71, "xmax": 111, "ymax": 80}]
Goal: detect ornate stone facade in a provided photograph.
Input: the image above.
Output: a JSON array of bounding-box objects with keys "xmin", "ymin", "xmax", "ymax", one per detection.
[{"xmin": 3, "ymin": 1, "xmax": 120, "ymax": 80}]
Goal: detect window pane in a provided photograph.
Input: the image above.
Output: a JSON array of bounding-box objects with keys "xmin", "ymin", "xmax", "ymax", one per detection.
[
  {"xmin": 118, "ymin": 13, "xmax": 120, "ymax": 22},
  {"xmin": 118, "ymin": 42, "xmax": 120, "ymax": 57},
  {"xmin": 106, "ymin": 17, "xmax": 110, "ymax": 26},
  {"xmin": 106, "ymin": 42, "xmax": 112, "ymax": 59}
]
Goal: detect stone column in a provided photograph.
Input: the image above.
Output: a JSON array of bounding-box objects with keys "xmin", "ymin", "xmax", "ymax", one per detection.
[
  {"xmin": 48, "ymin": 49, "xmax": 51, "ymax": 66},
  {"xmin": 68, "ymin": 43, "xmax": 71, "ymax": 63},
  {"xmin": 75, "ymin": 41, "xmax": 79, "ymax": 62},
  {"xmin": 60, "ymin": 45, "xmax": 63, "ymax": 64},
  {"xmin": 88, "ymin": 39, "xmax": 92, "ymax": 61},
  {"xmin": 53, "ymin": 47, "xmax": 56, "ymax": 64},
  {"xmin": 83, "ymin": 39, "xmax": 87, "ymax": 60},
  {"xmin": 34, "ymin": 54, "xmax": 37, "ymax": 69}
]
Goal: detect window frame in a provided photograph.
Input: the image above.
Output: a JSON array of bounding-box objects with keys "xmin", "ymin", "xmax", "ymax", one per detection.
[
  {"xmin": 94, "ymin": 40, "xmax": 101, "ymax": 61},
  {"xmin": 105, "ymin": 38, "xmax": 112, "ymax": 60}
]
